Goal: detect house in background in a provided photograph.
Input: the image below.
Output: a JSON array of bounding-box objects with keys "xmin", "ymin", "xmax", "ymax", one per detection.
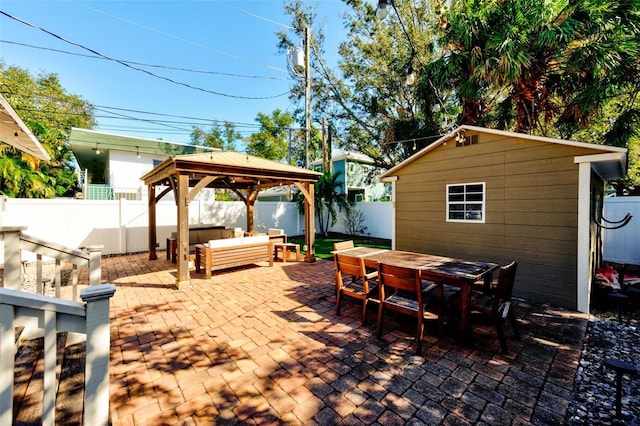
[
  {"xmin": 311, "ymin": 151, "xmax": 391, "ymax": 202},
  {"xmin": 380, "ymin": 125, "xmax": 627, "ymax": 313},
  {"xmin": 68, "ymin": 128, "xmax": 217, "ymax": 200}
]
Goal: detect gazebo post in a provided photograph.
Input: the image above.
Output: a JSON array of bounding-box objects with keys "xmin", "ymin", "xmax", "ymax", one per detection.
[
  {"xmin": 246, "ymin": 190, "xmax": 259, "ymax": 234},
  {"xmin": 304, "ymin": 182, "xmax": 315, "ymax": 262},
  {"xmin": 148, "ymin": 184, "xmax": 157, "ymax": 260},
  {"xmin": 176, "ymin": 173, "xmax": 190, "ymax": 289},
  {"xmin": 246, "ymin": 203, "xmax": 254, "ymax": 233}
]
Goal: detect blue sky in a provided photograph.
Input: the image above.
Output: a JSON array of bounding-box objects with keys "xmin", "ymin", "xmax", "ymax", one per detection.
[{"xmin": 0, "ymin": 0, "xmax": 350, "ymax": 145}]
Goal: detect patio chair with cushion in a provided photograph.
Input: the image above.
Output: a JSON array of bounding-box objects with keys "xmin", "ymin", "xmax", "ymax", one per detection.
[
  {"xmin": 335, "ymin": 253, "xmax": 379, "ymax": 323},
  {"xmin": 467, "ymin": 260, "xmax": 520, "ymax": 354},
  {"xmin": 376, "ymin": 263, "xmax": 444, "ymax": 355}
]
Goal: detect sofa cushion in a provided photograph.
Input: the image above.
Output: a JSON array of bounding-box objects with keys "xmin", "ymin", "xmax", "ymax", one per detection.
[
  {"xmin": 208, "ymin": 237, "xmax": 243, "ymax": 249},
  {"xmin": 241, "ymin": 235, "xmax": 269, "ymax": 245}
]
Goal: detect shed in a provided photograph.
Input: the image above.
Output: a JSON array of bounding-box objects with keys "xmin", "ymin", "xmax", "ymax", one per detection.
[
  {"xmin": 380, "ymin": 125, "xmax": 628, "ymax": 312},
  {"xmin": 141, "ymin": 151, "xmax": 321, "ymax": 288}
]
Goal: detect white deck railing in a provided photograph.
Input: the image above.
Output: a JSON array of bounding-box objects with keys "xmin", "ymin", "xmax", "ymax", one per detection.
[
  {"xmin": 0, "ymin": 226, "xmax": 114, "ymax": 425},
  {"xmin": 1, "ymin": 226, "xmax": 103, "ymax": 300}
]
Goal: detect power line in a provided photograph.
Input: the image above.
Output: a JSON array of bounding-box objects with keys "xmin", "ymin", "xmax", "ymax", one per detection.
[
  {"xmin": 219, "ymin": 3, "xmax": 294, "ymax": 30},
  {"xmin": 1, "ymin": 90, "xmax": 302, "ymax": 141},
  {"xmin": 0, "ymin": 90, "xmax": 271, "ymax": 130},
  {"xmin": 0, "ymin": 10, "xmax": 291, "ymax": 100},
  {"xmin": 68, "ymin": 0, "xmax": 290, "ymax": 74},
  {"xmin": 0, "ymin": 40, "xmax": 293, "ymax": 81}
]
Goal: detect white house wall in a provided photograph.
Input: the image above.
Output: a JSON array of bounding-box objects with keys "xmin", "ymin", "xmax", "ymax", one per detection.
[{"xmin": 108, "ymin": 150, "xmax": 162, "ymax": 192}]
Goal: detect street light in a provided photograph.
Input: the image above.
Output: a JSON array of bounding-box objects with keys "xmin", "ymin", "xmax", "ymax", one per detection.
[
  {"xmin": 287, "ymin": 27, "xmax": 312, "ymax": 169},
  {"xmin": 376, "ymin": 0, "xmax": 391, "ymax": 19}
]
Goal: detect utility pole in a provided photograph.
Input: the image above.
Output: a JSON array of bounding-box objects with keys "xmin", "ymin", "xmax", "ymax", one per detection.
[
  {"xmin": 322, "ymin": 116, "xmax": 327, "ymax": 172},
  {"xmin": 304, "ymin": 26, "xmax": 311, "ymax": 169}
]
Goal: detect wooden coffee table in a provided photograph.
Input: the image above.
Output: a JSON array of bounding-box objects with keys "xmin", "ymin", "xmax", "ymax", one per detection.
[{"xmin": 272, "ymin": 242, "xmax": 301, "ymax": 263}]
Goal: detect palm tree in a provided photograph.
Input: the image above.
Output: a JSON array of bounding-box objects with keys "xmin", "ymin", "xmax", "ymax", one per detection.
[
  {"xmin": 297, "ymin": 169, "xmax": 350, "ymax": 236},
  {"xmin": 315, "ymin": 169, "xmax": 351, "ymax": 236},
  {"xmin": 428, "ymin": 0, "xmax": 640, "ymax": 136}
]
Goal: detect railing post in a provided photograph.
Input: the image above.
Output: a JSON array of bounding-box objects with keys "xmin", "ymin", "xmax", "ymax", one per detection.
[
  {"xmin": 85, "ymin": 245, "xmax": 103, "ymax": 285},
  {"xmin": 81, "ymin": 284, "xmax": 116, "ymax": 426},
  {"xmin": 0, "ymin": 226, "xmax": 28, "ymax": 289},
  {"xmin": 0, "ymin": 301, "xmax": 15, "ymax": 426}
]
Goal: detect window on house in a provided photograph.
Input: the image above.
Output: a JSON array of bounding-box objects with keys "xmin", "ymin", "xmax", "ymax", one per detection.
[{"xmin": 446, "ymin": 182, "xmax": 485, "ymax": 222}]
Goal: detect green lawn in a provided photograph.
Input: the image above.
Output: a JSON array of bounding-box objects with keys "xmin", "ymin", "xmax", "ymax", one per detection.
[{"xmin": 289, "ymin": 235, "xmax": 391, "ymax": 260}]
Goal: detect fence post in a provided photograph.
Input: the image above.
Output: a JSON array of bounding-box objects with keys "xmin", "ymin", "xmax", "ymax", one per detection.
[
  {"xmin": 81, "ymin": 283, "xmax": 116, "ymax": 426},
  {"xmin": 0, "ymin": 226, "xmax": 27, "ymax": 289},
  {"xmin": 85, "ymin": 245, "xmax": 103, "ymax": 285}
]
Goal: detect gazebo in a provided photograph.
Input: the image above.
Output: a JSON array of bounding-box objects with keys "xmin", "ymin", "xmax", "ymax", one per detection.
[{"xmin": 141, "ymin": 151, "xmax": 321, "ymax": 288}]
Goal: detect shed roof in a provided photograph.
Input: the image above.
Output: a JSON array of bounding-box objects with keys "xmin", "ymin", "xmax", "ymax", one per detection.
[
  {"xmin": 0, "ymin": 93, "xmax": 50, "ymax": 160},
  {"xmin": 380, "ymin": 125, "xmax": 628, "ymax": 181}
]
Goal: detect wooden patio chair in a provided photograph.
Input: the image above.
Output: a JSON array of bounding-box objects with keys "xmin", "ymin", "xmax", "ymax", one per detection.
[
  {"xmin": 335, "ymin": 253, "xmax": 379, "ymax": 323},
  {"xmin": 376, "ymin": 263, "xmax": 444, "ymax": 355},
  {"xmin": 468, "ymin": 260, "xmax": 520, "ymax": 354},
  {"xmin": 332, "ymin": 240, "xmax": 356, "ymax": 294},
  {"xmin": 333, "ymin": 240, "xmax": 355, "ymax": 252}
]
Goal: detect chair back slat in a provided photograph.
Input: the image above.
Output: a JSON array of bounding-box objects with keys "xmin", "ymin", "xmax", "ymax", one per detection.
[
  {"xmin": 493, "ymin": 261, "xmax": 518, "ymax": 303},
  {"xmin": 378, "ymin": 263, "xmax": 421, "ymax": 294},
  {"xmin": 336, "ymin": 254, "xmax": 365, "ymax": 278},
  {"xmin": 333, "ymin": 240, "xmax": 355, "ymax": 251}
]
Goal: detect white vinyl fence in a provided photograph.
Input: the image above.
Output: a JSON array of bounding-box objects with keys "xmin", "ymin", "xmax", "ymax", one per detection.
[
  {"xmin": 0, "ymin": 198, "xmax": 392, "ymax": 262},
  {"xmin": 1, "ymin": 196, "xmax": 637, "ymax": 265},
  {"xmin": 602, "ymin": 196, "xmax": 640, "ymax": 265}
]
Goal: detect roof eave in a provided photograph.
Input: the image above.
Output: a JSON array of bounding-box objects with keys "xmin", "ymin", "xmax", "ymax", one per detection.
[
  {"xmin": 574, "ymin": 152, "xmax": 628, "ymax": 180},
  {"xmin": 0, "ymin": 94, "xmax": 51, "ymax": 161}
]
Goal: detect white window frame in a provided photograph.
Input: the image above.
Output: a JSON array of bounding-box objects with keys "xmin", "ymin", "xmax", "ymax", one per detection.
[{"xmin": 446, "ymin": 182, "xmax": 485, "ymax": 223}]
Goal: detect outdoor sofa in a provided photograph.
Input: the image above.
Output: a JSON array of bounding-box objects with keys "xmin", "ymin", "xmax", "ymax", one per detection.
[{"xmin": 194, "ymin": 231, "xmax": 286, "ymax": 278}]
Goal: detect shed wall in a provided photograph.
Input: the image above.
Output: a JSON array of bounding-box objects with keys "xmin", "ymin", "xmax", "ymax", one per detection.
[{"xmin": 393, "ymin": 131, "xmax": 608, "ymax": 309}]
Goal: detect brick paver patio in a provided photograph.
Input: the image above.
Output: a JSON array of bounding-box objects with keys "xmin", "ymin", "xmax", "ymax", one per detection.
[{"xmin": 100, "ymin": 252, "xmax": 588, "ymax": 425}]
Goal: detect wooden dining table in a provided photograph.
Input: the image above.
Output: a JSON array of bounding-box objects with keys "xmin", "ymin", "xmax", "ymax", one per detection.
[{"xmin": 332, "ymin": 247, "xmax": 499, "ymax": 345}]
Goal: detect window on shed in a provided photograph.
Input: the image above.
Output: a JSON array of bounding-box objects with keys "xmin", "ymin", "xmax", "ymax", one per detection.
[{"xmin": 446, "ymin": 183, "xmax": 485, "ymax": 223}]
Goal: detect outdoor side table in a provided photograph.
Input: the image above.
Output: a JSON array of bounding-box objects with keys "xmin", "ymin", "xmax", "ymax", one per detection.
[{"xmin": 272, "ymin": 242, "xmax": 300, "ymax": 263}]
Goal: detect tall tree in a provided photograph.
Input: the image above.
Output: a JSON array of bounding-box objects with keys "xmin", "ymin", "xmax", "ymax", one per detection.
[
  {"xmin": 0, "ymin": 63, "xmax": 95, "ymax": 197},
  {"xmin": 190, "ymin": 121, "xmax": 240, "ymax": 151},
  {"xmin": 245, "ymin": 109, "xmax": 294, "ymax": 161},
  {"xmin": 279, "ymin": 0, "xmax": 441, "ymax": 170}
]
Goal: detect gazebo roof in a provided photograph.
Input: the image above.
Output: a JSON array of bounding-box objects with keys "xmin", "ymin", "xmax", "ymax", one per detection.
[{"xmin": 141, "ymin": 151, "xmax": 321, "ymax": 191}]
